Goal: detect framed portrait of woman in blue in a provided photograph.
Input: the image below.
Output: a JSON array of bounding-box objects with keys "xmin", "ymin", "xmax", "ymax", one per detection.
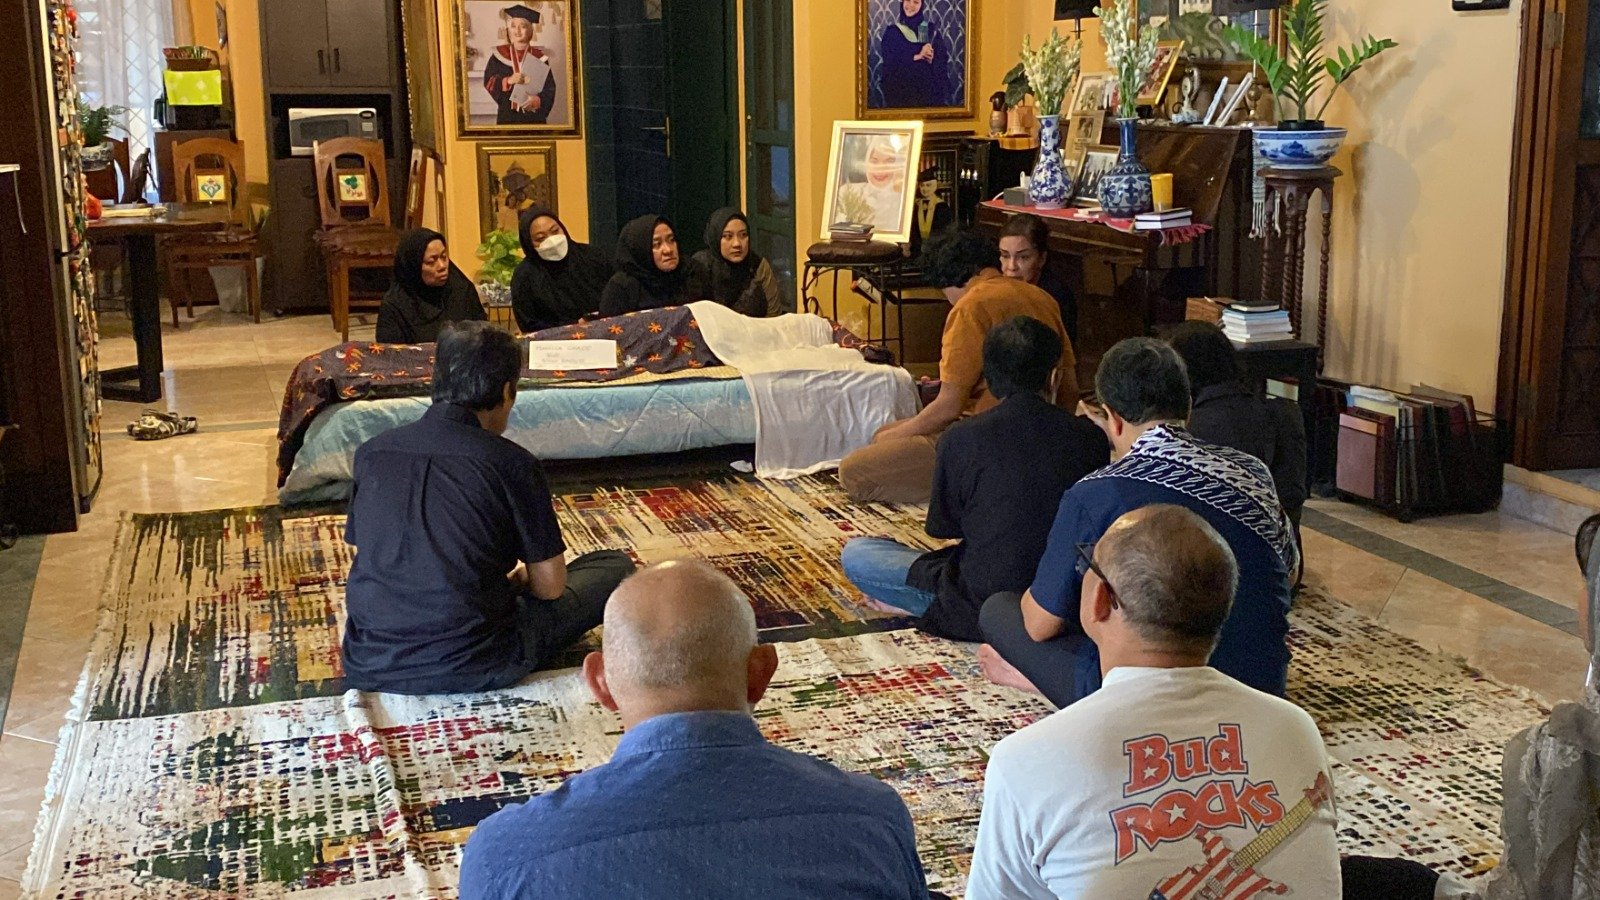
[{"xmin": 857, "ymin": 0, "xmax": 976, "ymax": 121}]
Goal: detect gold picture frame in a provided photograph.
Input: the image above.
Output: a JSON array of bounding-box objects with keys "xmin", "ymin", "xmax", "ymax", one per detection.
[
  {"xmin": 1070, "ymin": 71, "xmax": 1114, "ymax": 116},
  {"xmin": 477, "ymin": 142, "xmax": 558, "ymax": 239},
  {"xmin": 820, "ymin": 120, "xmax": 926, "ymax": 244},
  {"xmin": 452, "ymin": 0, "xmax": 582, "ymax": 137},
  {"xmin": 401, "ymin": 0, "xmax": 448, "ymax": 160},
  {"xmin": 1071, "ymin": 144, "xmax": 1121, "ymax": 209},
  {"xmin": 1139, "ymin": 40, "xmax": 1185, "ymax": 107},
  {"xmin": 856, "ymin": 0, "xmax": 977, "ymax": 122}
]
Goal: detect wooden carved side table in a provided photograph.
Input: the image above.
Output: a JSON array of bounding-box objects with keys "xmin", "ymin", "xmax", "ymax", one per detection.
[{"xmin": 1258, "ymin": 165, "xmax": 1340, "ymax": 371}]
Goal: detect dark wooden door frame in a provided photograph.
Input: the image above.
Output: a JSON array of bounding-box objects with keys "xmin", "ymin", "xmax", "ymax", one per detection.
[{"xmin": 1499, "ymin": 0, "xmax": 1594, "ymax": 471}]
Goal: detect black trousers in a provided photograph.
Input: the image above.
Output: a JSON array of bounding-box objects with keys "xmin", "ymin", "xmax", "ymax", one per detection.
[
  {"xmin": 516, "ymin": 550, "xmax": 635, "ymax": 670},
  {"xmin": 979, "ymin": 590, "xmax": 1103, "ymax": 709}
]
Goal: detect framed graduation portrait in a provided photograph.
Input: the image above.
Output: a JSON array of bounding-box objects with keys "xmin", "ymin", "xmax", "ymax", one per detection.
[
  {"xmin": 477, "ymin": 143, "xmax": 557, "ymax": 239},
  {"xmin": 453, "ymin": 0, "xmax": 581, "ymax": 137},
  {"xmin": 857, "ymin": 0, "xmax": 976, "ymax": 121},
  {"xmin": 821, "ymin": 120, "xmax": 925, "ymax": 245}
]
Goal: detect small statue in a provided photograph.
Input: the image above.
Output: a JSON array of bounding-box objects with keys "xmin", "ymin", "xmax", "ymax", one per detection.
[
  {"xmin": 1171, "ymin": 68, "xmax": 1202, "ymax": 124},
  {"xmin": 988, "ymin": 91, "xmax": 1008, "ymax": 137}
]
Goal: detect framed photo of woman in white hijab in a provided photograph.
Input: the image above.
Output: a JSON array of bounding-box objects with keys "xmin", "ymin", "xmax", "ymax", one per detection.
[
  {"xmin": 820, "ymin": 120, "xmax": 925, "ymax": 245},
  {"xmin": 452, "ymin": 0, "xmax": 580, "ymax": 136}
]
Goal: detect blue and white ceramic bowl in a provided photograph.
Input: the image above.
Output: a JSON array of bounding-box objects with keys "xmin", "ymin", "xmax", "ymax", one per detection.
[{"xmin": 1253, "ymin": 127, "xmax": 1347, "ymax": 169}]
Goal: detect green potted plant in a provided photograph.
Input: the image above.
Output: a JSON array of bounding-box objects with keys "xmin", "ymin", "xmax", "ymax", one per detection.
[
  {"xmin": 1016, "ymin": 28, "xmax": 1081, "ymax": 209},
  {"xmin": 78, "ymin": 96, "xmax": 129, "ymax": 171},
  {"xmin": 1095, "ymin": 0, "xmax": 1161, "ymax": 217},
  {"xmin": 475, "ymin": 228, "xmax": 523, "ymax": 307},
  {"xmin": 1225, "ymin": 0, "xmax": 1396, "ymax": 167}
]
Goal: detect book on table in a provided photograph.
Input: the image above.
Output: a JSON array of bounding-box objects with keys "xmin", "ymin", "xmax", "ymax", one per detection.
[{"xmin": 1134, "ymin": 208, "xmax": 1193, "ymax": 230}]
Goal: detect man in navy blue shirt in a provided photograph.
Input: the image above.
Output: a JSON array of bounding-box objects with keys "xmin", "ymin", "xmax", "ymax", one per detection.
[
  {"xmin": 460, "ymin": 560, "xmax": 930, "ymax": 899},
  {"xmin": 840, "ymin": 316, "xmax": 1107, "ymax": 641},
  {"xmin": 977, "ymin": 337, "xmax": 1298, "ymax": 707},
  {"xmin": 341, "ymin": 321, "xmax": 634, "ymax": 694}
]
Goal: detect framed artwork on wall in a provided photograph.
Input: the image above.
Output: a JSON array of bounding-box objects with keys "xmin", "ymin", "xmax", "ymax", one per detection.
[
  {"xmin": 452, "ymin": 0, "xmax": 582, "ymax": 137},
  {"xmin": 477, "ymin": 142, "xmax": 557, "ymax": 238},
  {"xmin": 857, "ymin": 0, "xmax": 976, "ymax": 121},
  {"xmin": 820, "ymin": 120, "xmax": 926, "ymax": 244},
  {"xmin": 402, "ymin": 0, "xmax": 448, "ymax": 158}
]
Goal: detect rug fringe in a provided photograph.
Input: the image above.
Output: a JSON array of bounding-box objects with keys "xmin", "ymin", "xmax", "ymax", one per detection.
[{"xmin": 19, "ymin": 511, "xmax": 138, "ymax": 895}]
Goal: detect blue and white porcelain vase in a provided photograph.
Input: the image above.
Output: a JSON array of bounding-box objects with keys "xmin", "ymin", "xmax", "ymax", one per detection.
[
  {"xmin": 1030, "ymin": 114, "xmax": 1071, "ymax": 210},
  {"xmin": 1099, "ymin": 117, "xmax": 1153, "ymax": 218}
]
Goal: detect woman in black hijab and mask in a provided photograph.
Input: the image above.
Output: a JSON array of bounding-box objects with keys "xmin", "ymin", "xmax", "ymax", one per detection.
[
  {"xmin": 598, "ymin": 215, "xmax": 702, "ymax": 317},
  {"xmin": 511, "ymin": 205, "xmax": 611, "ymax": 332},
  {"xmin": 690, "ymin": 207, "xmax": 784, "ymax": 317},
  {"xmin": 375, "ymin": 229, "xmax": 486, "ymax": 343}
]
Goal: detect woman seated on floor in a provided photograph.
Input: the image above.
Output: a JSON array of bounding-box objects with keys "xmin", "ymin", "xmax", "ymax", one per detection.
[
  {"xmin": 511, "ymin": 205, "xmax": 612, "ymax": 333},
  {"xmin": 691, "ymin": 207, "xmax": 784, "ymax": 318},
  {"xmin": 375, "ymin": 228, "xmax": 487, "ymax": 344},
  {"xmin": 598, "ymin": 215, "xmax": 704, "ymax": 317},
  {"xmin": 998, "ymin": 213, "xmax": 1077, "ymax": 343}
]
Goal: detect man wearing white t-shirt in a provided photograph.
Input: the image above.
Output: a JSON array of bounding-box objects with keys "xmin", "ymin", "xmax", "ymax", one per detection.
[{"xmin": 968, "ymin": 504, "xmax": 1341, "ymax": 899}]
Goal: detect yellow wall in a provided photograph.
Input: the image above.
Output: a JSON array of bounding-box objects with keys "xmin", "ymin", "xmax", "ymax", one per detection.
[
  {"xmin": 187, "ymin": 0, "xmax": 267, "ymax": 189},
  {"xmin": 1315, "ymin": 1, "xmax": 1521, "ymax": 407}
]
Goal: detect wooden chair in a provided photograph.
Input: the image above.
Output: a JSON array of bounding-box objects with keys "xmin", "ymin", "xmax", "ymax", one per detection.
[
  {"xmin": 87, "ymin": 138, "xmax": 133, "ymax": 310},
  {"xmin": 82, "ymin": 137, "xmax": 130, "ymax": 203},
  {"xmin": 312, "ymin": 137, "xmax": 401, "ymax": 340},
  {"xmin": 163, "ymin": 138, "xmax": 262, "ymax": 324}
]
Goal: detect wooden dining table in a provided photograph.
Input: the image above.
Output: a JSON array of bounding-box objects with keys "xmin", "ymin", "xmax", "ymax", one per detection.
[{"xmin": 87, "ymin": 202, "xmax": 230, "ymax": 402}]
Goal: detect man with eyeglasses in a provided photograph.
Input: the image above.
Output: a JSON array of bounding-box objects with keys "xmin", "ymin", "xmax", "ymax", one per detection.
[
  {"xmin": 965, "ymin": 505, "xmax": 1340, "ymax": 899},
  {"xmin": 977, "ymin": 337, "xmax": 1299, "ymax": 707}
]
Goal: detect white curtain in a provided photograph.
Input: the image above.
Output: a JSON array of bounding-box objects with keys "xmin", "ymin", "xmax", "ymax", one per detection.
[{"xmin": 75, "ymin": 0, "xmax": 175, "ymax": 164}]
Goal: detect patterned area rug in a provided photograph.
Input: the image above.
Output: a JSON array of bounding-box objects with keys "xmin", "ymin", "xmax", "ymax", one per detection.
[
  {"xmin": 86, "ymin": 475, "xmax": 930, "ymax": 720},
  {"xmin": 24, "ymin": 474, "xmax": 1553, "ymax": 898}
]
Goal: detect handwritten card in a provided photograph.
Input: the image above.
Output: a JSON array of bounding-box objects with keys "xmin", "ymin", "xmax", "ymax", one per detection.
[{"xmin": 527, "ymin": 339, "xmax": 619, "ymax": 371}]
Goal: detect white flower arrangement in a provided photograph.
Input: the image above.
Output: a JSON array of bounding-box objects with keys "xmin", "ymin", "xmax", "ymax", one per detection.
[
  {"xmin": 1096, "ymin": 0, "xmax": 1160, "ymax": 120},
  {"xmin": 1018, "ymin": 28, "xmax": 1082, "ymax": 119}
]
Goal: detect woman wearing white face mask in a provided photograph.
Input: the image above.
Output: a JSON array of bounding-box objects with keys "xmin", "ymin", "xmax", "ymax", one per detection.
[{"xmin": 511, "ymin": 205, "xmax": 613, "ymax": 333}]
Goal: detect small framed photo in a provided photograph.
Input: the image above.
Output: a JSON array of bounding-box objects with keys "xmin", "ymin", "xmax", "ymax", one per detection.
[
  {"xmin": 1070, "ymin": 72, "xmax": 1113, "ymax": 116},
  {"xmin": 858, "ymin": 0, "xmax": 977, "ymax": 121},
  {"xmin": 821, "ymin": 120, "xmax": 926, "ymax": 244},
  {"xmin": 452, "ymin": 0, "xmax": 581, "ymax": 137},
  {"xmin": 477, "ymin": 142, "xmax": 557, "ymax": 238},
  {"xmin": 1139, "ymin": 40, "xmax": 1186, "ymax": 107},
  {"xmin": 1071, "ymin": 144, "xmax": 1120, "ymax": 209},
  {"xmin": 1063, "ymin": 111, "xmax": 1105, "ymax": 171}
]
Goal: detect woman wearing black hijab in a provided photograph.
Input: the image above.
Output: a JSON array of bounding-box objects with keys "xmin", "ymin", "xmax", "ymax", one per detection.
[
  {"xmin": 511, "ymin": 205, "xmax": 611, "ymax": 332},
  {"xmin": 597, "ymin": 215, "xmax": 701, "ymax": 317},
  {"xmin": 375, "ymin": 229, "xmax": 486, "ymax": 344},
  {"xmin": 690, "ymin": 207, "xmax": 784, "ymax": 317}
]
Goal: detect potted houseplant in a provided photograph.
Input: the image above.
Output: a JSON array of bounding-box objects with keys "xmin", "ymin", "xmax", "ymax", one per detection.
[
  {"xmin": 1095, "ymin": 0, "xmax": 1161, "ymax": 217},
  {"xmin": 78, "ymin": 97, "xmax": 128, "ymax": 171},
  {"xmin": 474, "ymin": 228, "xmax": 523, "ymax": 307},
  {"xmin": 1016, "ymin": 28, "xmax": 1081, "ymax": 209},
  {"xmin": 1225, "ymin": 0, "xmax": 1396, "ymax": 168}
]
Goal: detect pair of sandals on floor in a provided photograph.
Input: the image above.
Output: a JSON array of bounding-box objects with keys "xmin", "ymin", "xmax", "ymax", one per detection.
[{"xmin": 126, "ymin": 409, "xmax": 199, "ymax": 441}]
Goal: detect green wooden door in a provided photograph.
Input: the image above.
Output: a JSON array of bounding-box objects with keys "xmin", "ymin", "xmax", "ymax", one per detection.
[{"xmin": 742, "ymin": 0, "xmax": 796, "ymax": 305}]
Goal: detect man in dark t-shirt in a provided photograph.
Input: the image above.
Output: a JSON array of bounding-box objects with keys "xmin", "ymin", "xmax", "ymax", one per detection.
[
  {"xmin": 840, "ymin": 316, "xmax": 1108, "ymax": 641},
  {"xmin": 341, "ymin": 321, "xmax": 635, "ymax": 694}
]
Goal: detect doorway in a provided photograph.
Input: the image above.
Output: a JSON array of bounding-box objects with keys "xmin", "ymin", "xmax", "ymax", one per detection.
[
  {"xmin": 581, "ymin": 0, "xmax": 739, "ymax": 257},
  {"xmin": 1500, "ymin": 0, "xmax": 1600, "ymax": 471}
]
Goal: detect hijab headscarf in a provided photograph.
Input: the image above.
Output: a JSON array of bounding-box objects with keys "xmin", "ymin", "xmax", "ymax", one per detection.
[
  {"xmin": 376, "ymin": 229, "xmax": 485, "ymax": 344},
  {"xmin": 696, "ymin": 207, "xmax": 765, "ymax": 311},
  {"xmin": 510, "ymin": 205, "xmax": 610, "ymax": 332},
  {"xmin": 599, "ymin": 214, "xmax": 691, "ymax": 317}
]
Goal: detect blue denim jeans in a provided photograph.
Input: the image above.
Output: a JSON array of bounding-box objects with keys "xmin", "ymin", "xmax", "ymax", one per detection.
[{"xmin": 840, "ymin": 537, "xmax": 937, "ymax": 616}]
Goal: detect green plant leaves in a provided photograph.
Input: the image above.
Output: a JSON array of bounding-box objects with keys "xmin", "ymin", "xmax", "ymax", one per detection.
[{"xmin": 1224, "ymin": 0, "xmax": 1395, "ymax": 124}]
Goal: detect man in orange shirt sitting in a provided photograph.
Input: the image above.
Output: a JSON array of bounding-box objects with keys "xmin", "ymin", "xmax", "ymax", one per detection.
[{"xmin": 840, "ymin": 229, "xmax": 1079, "ymax": 504}]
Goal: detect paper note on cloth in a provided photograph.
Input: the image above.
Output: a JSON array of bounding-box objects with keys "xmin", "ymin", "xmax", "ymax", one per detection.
[
  {"xmin": 689, "ymin": 301, "xmax": 917, "ymax": 479},
  {"xmin": 526, "ymin": 339, "xmax": 619, "ymax": 371}
]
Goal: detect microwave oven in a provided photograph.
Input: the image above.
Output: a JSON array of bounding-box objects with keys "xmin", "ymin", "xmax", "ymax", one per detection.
[{"xmin": 287, "ymin": 107, "xmax": 378, "ymax": 157}]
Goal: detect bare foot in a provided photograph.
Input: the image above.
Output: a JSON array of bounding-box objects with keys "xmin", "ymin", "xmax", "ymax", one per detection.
[
  {"xmin": 978, "ymin": 644, "xmax": 1043, "ymax": 697},
  {"xmin": 857, "ymin": 595, "xmax": 914, "ymax": 617}
]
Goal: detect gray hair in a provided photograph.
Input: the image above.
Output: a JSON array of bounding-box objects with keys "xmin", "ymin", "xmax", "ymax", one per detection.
[
  {"xmin": 1100, "ymin": 505, "xmax": 1238, "ymax": 653},
  {"xmin": 601, "ymin": 560, "xmax": 758, "ymax": 696}
]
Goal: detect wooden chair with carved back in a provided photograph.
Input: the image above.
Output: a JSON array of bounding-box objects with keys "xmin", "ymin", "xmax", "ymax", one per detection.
[
  {"xmin": 312, "ymin": 137, "xmax": 402, "ymax": 340},
  {"xmin": 163, "ymin": 138, "xmax": 262, "ymax": 325}
]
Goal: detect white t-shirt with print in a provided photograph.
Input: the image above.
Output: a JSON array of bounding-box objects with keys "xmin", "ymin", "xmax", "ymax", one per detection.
[{"xmin": 967, "ymin": 666, "xmax": 1341, "ymax": 900}]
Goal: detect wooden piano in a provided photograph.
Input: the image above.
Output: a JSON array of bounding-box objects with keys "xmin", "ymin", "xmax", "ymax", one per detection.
[{"xmin": 975, "ymin": 123, "xmax": 1261, "ymax": 382}]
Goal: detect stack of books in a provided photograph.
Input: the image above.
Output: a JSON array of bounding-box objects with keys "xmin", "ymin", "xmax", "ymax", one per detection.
[
  {"xmin": 1134, "ymin": 208, "xmax": 1193, "ymax": 230},
  {"xmin": 829, "ymin": 222, "xmax": 874, "ymax": 243},
  {"xmin": 1220, "ymin": 303, "xmax": 1294, "ymax": 344}
]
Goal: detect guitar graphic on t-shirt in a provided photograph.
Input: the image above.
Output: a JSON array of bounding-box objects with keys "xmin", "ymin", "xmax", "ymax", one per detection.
[{"xmin": 1148, "ymin": 772, "xmax": 1332, "ymax": 900}]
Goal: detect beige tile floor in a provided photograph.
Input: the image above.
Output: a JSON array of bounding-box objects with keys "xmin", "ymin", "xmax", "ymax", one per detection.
[{"xmin": 0, "ymin": 306, "xmax": 1591, "ymax": 892}]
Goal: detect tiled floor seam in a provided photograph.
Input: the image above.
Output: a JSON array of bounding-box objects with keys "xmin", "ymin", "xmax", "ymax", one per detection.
[{"xmin": 1301, "ymin": 507, "xmax": 1581, "ymax": 637}]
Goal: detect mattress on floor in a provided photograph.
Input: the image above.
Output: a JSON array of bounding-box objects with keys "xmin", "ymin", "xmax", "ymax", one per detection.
[{"xmin": 279, "ymin": 377, "xmax": 755, "ymax": 504}]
